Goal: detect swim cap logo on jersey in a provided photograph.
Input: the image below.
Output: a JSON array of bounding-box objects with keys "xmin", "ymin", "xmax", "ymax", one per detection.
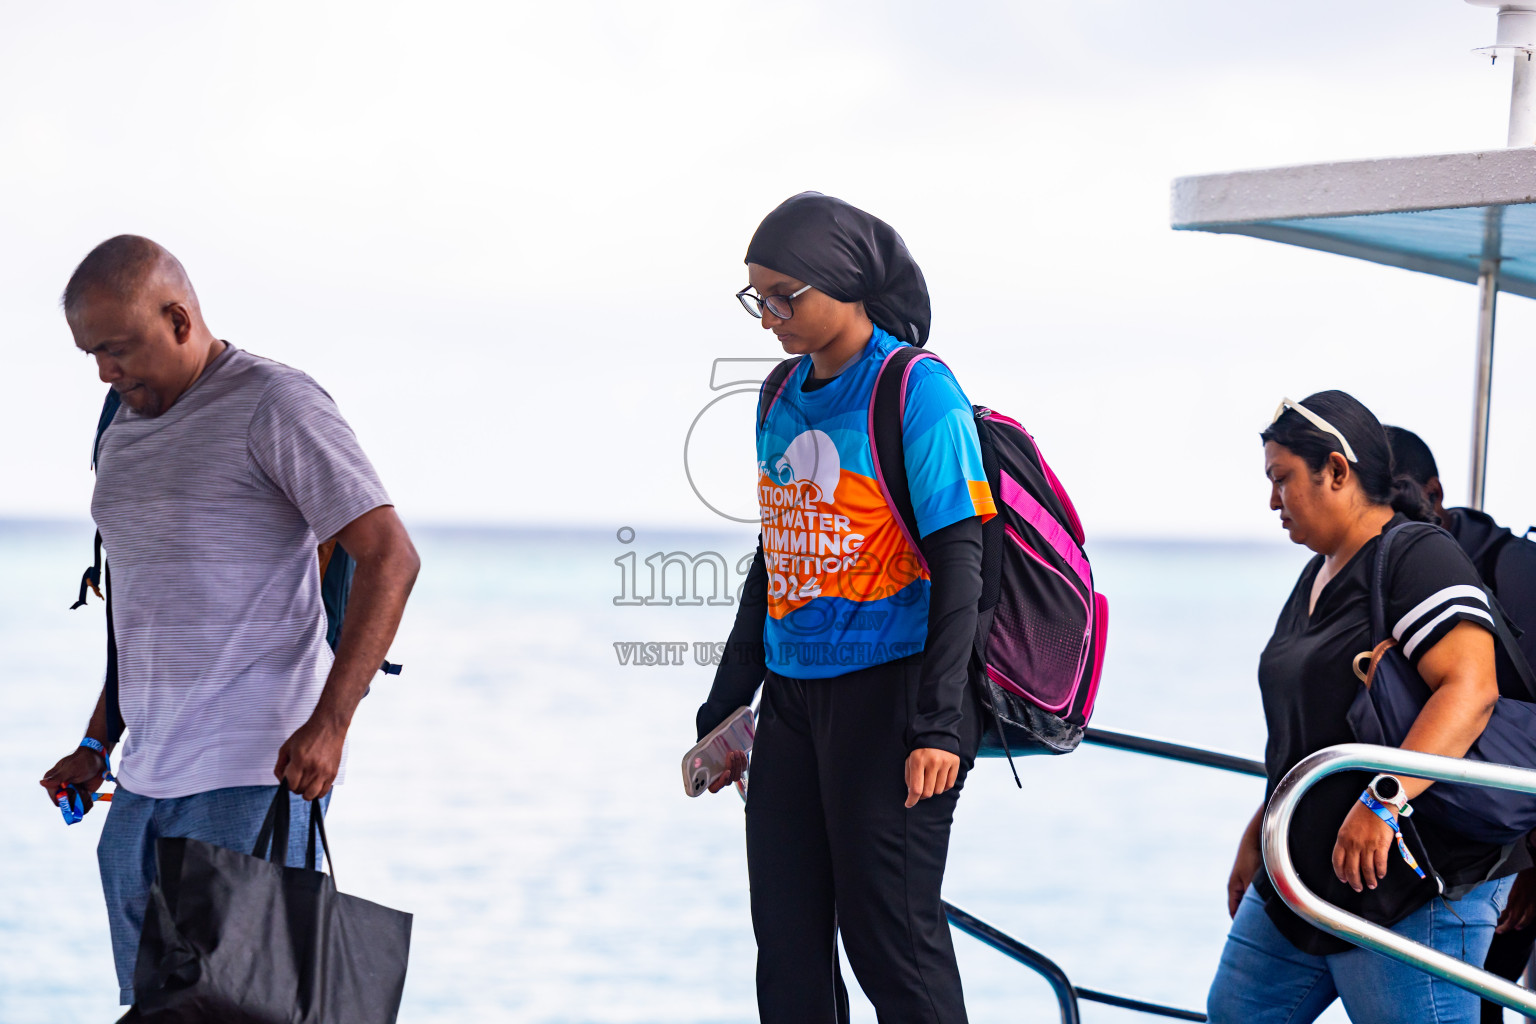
[{"xmin": 764, "ymin": 429, "xmax": 840, "ymax": 505}]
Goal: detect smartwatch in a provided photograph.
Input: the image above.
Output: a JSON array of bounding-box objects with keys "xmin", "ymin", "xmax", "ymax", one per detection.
[{"xmin": 1368, "ymin": 774, "xmax": 1409, "ymax": 813}]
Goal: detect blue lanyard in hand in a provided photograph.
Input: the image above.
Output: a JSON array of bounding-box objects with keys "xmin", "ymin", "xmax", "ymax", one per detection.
[{"xmin": 1359, "ymin": 790, "xmax": 1426, "ymax": 880}]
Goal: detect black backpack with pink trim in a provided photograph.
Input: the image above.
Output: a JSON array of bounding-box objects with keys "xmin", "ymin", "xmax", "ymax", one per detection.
[{"xmin": 760, "ymin": 346, "xmax": 1110, "ymax": 771}]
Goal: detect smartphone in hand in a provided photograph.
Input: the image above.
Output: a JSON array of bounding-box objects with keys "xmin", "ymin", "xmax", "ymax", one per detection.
[{"xmin": 683, "ymin": 706, "xmax": 754, "ymax": 798}]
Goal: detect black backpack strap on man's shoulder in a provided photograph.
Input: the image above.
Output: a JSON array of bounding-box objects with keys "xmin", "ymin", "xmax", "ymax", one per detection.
[
  {"xmin": 71, "ymin": 389, "xmax": 122, "ymax": 610},
  {"xmin": 757, "ymin": 357, "xmax": 803, "ymax": 430},
  {"xmin": 91, "ymin": 388, "xmax": 122, "ymax": 470},
  {"xmin": 73, "ymin": 387, "xmax": 126, "ymax": 744}
]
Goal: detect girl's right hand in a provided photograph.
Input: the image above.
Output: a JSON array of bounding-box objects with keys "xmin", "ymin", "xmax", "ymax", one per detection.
[
  {"xmin": 707, "ymin": 749, "xmax": 748, "ymax": 794},
  {"xmin": 1227, "ymin": 829, "xmax": 1263, "ymax": 918}
]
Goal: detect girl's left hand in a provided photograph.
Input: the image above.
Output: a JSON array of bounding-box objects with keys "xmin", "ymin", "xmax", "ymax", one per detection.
[
  {"xmin": 1332, "ymin": 800, "xmax": 1395, "ymax": 892},
  {"xmin": 904, "ymin": 748, "xmax": 960, "ymax": 808}
]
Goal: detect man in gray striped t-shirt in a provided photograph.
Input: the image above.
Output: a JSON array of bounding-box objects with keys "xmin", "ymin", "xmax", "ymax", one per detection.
[{"xmin": 37, "ymin": 235, "xmax": 421, "ymax": 1007}]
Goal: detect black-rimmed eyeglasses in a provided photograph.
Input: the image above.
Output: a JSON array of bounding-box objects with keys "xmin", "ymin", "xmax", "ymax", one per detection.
[{"xmin": 736, "ymin": 284, "xmax": 813, "ymax": 320}]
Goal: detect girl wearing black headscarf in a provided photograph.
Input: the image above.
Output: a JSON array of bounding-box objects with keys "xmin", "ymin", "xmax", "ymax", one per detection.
[{"xmin": 695, "ymin": 193, "xmax": 996, "ymax": 1023}]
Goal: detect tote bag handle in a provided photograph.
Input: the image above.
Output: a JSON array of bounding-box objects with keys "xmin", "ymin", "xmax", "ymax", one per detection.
[{"xmin": 252, "ymin": 784, "xmax": 334, "ymax": 880}]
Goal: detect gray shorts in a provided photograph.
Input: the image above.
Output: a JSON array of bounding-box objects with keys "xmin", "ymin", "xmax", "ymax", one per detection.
[{"xmin": 97, "ymin": 784, "xmax": 329, "ymax": 1004}]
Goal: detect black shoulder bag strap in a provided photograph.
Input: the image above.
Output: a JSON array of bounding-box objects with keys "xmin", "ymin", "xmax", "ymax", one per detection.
[
  {"xmin": 1368, "ymin": 520, "xmax": 1448, "ymax": 890},
  {"xmin": 1370, "ymin": 521, "xmax": 1415, "ymax": 645}
]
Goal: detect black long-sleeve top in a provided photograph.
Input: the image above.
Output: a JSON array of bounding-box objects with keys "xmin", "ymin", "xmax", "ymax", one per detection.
[{"xmin": 694, "ymin": 514, "xmax": 984, "ymax": 754}]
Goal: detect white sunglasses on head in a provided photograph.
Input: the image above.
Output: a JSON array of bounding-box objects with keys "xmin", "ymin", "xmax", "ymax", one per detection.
[{"xmin": 1270, "ymin": 397, "xmax": 1359, "ymax": 463}]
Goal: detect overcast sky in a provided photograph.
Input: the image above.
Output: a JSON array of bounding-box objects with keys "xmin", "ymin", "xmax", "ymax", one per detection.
[{"xmin": 4, "ymin": 0, "xmax": 1534, "ymax": 540}]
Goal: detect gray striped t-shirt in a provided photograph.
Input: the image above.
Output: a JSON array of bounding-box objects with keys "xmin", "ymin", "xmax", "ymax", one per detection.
[{"xmin": 92, "ymin": 345, "xmax": 391, "ymax": 798}]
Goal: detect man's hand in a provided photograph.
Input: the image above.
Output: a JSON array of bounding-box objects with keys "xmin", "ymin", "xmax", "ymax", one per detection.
[
  {"xmin": 1497, "ymin": 867, "xmax": 1536, "ymax": 934},
  {"xmin": 272, "ymin": 507, "xmax": 416, "ymax": 802},
  {"xmin": 904, "ymin": 748, "xmax": 960, "ymax": 809},
  {"xmin": 1333, "ymin": 800, "xmax": 1395, "ymax": 893},
  {"xmin": 273, "ymin": 506, "xmax": 418, "ymax": 802},
  {"xmin": 39, "ymin": 748, "xmax": 107, "ymax": 812},
  {"xmin": 274, "ymin": 715, "xmax": 346, "ymax": 801}
]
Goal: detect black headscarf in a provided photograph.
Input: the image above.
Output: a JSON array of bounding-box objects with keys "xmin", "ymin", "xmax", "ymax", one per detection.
[{"xmin": 744, "ymin": 192, "xmax": 931, "ymax": 347}]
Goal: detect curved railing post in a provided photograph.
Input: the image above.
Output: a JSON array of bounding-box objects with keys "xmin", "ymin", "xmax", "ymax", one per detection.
[
  {"xmin": 944, "ymin": 902, "xmax": 1081, "ymax": 1024},
  {"xmin": 1263, "ymin": 743, "xmax": 1536, "ymax": 1016}
]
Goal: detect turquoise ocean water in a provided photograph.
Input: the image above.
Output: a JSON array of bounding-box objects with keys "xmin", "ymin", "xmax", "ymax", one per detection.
[{"xmin": 1, "ymin": 521, "xmax": 1371, "ymax": 1023}]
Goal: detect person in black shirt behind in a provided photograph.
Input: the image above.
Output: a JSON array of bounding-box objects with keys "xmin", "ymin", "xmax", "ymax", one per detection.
[
  {"xmin": 1386, "ymin": 426, "xmax": 1536, "ymax": 671},
  {"xmin": 1387, "ymin": 424, "xmax": 1536, "ymax": 1024},
  {"xmin": 1207, "ymin": 391, "xmax": 1522, "ymax": 1024}
]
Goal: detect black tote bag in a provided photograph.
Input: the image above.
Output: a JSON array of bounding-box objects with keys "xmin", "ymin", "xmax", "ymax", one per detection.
[
  {"xmin": 1346, "ymin": 521, "xmax": 1536, "ymax": 846},
  {"xmin": 127, "ymin": 786, "xmax": 412, "ymax": 1023}
]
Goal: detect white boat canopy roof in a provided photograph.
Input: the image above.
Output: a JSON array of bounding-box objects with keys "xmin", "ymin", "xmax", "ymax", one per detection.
[
  {"xmin": 1172, "ymin": 146, "xmax": 1536, "ymax": 509},
  {"xmin": 1172, "ymin": 147, "xmax": 1536, "ymax": 298}
]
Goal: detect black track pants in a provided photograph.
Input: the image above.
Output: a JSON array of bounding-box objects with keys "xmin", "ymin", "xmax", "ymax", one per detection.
[{"xmin": 746, "ymin": 655, "xmax": 977, "ymax": 1024}]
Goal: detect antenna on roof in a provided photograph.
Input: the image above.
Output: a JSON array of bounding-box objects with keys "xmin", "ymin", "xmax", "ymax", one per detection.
[{"xmin": 1467, "ymin": 1, "xmax": 1536, "ymax": 145}]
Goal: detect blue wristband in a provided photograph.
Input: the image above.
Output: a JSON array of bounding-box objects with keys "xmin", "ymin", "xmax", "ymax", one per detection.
[
  {"xmin": 79, "ymin": 737, "xmax": 113, "ymax": 780},
  {"xmin": 1360, "ymin": 790, "xmax": 1426, "ymax": 880}
]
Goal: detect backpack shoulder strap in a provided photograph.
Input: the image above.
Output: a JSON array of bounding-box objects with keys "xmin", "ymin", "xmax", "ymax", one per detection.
[
  {"xmin": 72, "ymin": 389, "xmax": 126, "ymax": 742},
  {"xmin": 1481, "ymin": 529, "xmax": 1518, "ymax": 595},
  {"xmin": 71, "ymin": 388, "xmax": 121, "ymax": 608},
  {"xmin": 757, "ymin": 357, "xmax": 803, "ymax": 430},
  {"xmin": 91, "ymin": 388, "xmax": 121, "ymax": 470},
  {"xmin": 869, "ymin": 345, "xmax": 940, "ymax": 572},
  {"xmin": 973, "ymin": 415, "xmax": 1004, "ymax": 614}
]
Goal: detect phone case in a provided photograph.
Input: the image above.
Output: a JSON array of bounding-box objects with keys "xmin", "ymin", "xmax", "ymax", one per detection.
[{"xmin": 682, "ymin": 705, "xmax": 755, "ymax": 797}]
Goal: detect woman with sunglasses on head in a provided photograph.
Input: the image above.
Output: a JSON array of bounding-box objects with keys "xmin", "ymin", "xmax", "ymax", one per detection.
[
  {"xmin": 695, "ymin": 192, "xmax": 995, "ymax": 1024},
  {"xmin": 1206, "ymin": 391, "xmax": 1525, "ymax": 1024}
]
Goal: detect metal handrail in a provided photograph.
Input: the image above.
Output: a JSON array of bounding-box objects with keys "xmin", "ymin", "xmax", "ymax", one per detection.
[
  {"xmin": 943, "ymin": 902, "xmax": 1207, "ymax": 1022},
  {"xmin": 937, "ymin": 726, "xmax": 1260, "ymax": 1020},
  {"xmin": 1084, "ymin": 727, "xmax": 1266, "ymax": 778},
  {"xmin": 944, "ymin": 903, "xmax": 1079, "ymax": 1024},
  {"xmin": 1263, "ymin": 743, "xmax": 1536, "ymax": 1016}
]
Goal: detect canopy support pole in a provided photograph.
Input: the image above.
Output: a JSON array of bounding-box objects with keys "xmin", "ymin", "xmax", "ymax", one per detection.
[
  {"xmin": 1469, "ymin": 207, "xmax": 1503, "ymax": 511},
  {"xmin": 1511, "ymin": 52, "xmax": 1536, "ymax": 146}
]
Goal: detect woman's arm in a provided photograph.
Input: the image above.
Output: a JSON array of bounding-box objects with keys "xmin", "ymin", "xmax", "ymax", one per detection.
[
  {"xmin": 695, "ymin": 539, "xmax": 769, "ymax": 742},
  {"xmin": 1393, "ymin": 620, "xmax": 1500, "ymax": 792},
  {"xmin": 912, "ymin": 516, "xmax": 984, "ymax": 754},
  {"xmin": 1333, "ymin": 620, "xmax": 1498, "ymax": 892},
  {"xmin": 905, "ymin": 516, "xmax": 983, "ymax": 808},
  {"xmin": 1229, "ymin": 803, "xmax": 1265, "ymax": 918}
]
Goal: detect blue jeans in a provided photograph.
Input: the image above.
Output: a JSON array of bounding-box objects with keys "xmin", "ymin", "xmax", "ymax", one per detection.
[
  {"xmin": 98, "ymin": 784, "xmax": 330, "ymax": 1005},
  {"xmin": 1208, "ymin": 880, "xmax": 1514, "ymax": 1024}
]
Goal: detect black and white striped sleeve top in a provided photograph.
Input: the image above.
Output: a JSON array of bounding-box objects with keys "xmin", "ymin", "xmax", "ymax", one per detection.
[{"xmin": 1387, "ymin": 527, "xmax": 1496, "ymax": 663}]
